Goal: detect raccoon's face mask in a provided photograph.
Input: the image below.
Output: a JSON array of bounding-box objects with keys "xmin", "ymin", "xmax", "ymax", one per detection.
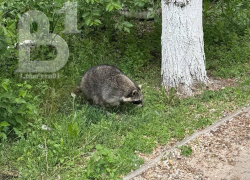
[{"xmin": 129, "ymin": 85, "xmax": 143, "ymax": 107}]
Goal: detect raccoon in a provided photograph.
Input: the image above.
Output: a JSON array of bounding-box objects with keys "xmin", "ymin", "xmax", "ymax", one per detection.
[{"xmin": 77, "ymin": 65, "xmax": 143, "ymax": 107}]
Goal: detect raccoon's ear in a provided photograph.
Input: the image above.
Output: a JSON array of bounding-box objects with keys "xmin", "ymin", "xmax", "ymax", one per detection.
[
  {"xmin": 138, "ymin": 84, "xmax": 142, "ymax": 90},
  {"xmin": 132, "ymin": 90, "xmax": 138, "ymax": 96}
]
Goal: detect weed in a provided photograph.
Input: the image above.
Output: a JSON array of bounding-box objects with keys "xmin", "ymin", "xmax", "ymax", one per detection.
[
  {"xmin": 0, "ymin": 79, "xmax": 38, "ymax": 140},
  {"xmin": 179, "ymin": 145, "xmax": 193, "ymax": 157}
]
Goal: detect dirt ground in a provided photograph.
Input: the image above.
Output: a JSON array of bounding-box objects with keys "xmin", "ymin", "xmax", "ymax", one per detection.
[{"xmin": 132, "ymin": 108, "xmax": 250, "ymax": 180}]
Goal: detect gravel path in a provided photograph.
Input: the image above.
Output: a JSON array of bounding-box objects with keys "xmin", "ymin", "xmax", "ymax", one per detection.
[{"xmin": 130, "ymin": 108, "xmax": 250, "ymax": 180}]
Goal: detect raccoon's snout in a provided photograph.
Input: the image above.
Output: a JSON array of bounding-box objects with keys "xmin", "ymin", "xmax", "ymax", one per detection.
[
  {"xmin": 132, "ymin": 100, "xmax": 141, "ymax": 105},
  {"xmin": 132, "ymin": 100, "xmax": 143, "ymax": 107}
]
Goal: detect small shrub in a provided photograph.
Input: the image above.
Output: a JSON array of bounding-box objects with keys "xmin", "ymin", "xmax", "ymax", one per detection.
[
  {"xmin": 0, "ymin": 79, "xmax": 37, "ymax": 140},
  {"xmin": 85, "ymin": 144, "xmax": 122, "ymax": 180},
  {"xmin": 204, "ymin": 0, "xmax": 250, "ymax": 77}
]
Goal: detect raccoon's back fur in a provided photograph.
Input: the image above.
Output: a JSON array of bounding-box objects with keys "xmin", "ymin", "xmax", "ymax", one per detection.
[{"xmin": 79, "ymin": 65, "xmax": 143, "ymax": 107}]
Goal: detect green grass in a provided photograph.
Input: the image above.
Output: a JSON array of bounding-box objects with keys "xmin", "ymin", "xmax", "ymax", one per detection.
[
  {"xmin": 0, "ymin": 71, "xmax": 249, "ymax": 179},
  {"xmin": 1, "ymin": 34, "xmax": 250, "ymax": 180}
]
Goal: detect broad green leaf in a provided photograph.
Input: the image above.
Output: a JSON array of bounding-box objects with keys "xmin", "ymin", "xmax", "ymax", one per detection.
[
  {"xmin": 15, "ymin": 98, "xmax": 26, "ymax": 104},
  {"xmin": 123, "ymin": 21, "xmax": 133, "ymax": 28},
  {"xmin": 124, "ymin": 27, "xmax": 130, "ymax": 33},
  {"xmin": 1, "ymin": 79, "xmax": 10, "ymax": 91},
  {"xmin": 113, "ymin": 2, "xmax": 122, "ymax": 10},
  {"xmin": 15, "ymin": 115, "xmax": 25, "ymax": 125},
  {"xmin": 115, "ymin": 23, "xmax": 119, "ymax": 29},
  {"xmin": 117, "ymin": 24, "xmax": 123, "ymax": 31},
  {"xmin": 25, "ymin": 84, "xmax": 32, "ymax": 89},
  {"xmin": 1, "ymin": 83, "xmax": 8, "ymax": 91},
  {"xmin": 82, "ymin": 12, "xmax": 90, "ymax": 18},
  {"xmin": 0, "ymin": 132, "xmax": 7, "ymax": 140},
  {"xmin": 94, "ymin": 19, "xmax": 102, "ymax": 25},
  {"xmin": 0, "ymin": 121, "xmax": 10, "ymax": 127},
  {"xmin": 92, "ymin": 9, "xmax": 101, "ymax": 16},
  {"xmin": 108, "ymin": 5, "xmax": 114, "ymax": 11},
  {"xmin": 18, "ymin": 90, "xmax": 27, "ymax": 98},
  {"xmin": 0, "ymin": 92, "xmax": 15, "ymax": 100},
  {"xmin": 85, "ymin": 18, "xmax": 92, "ymax": 26},
  {"xmin": 2, "ymin": 26, "xmax": 8, "ymax": 35},
  {"xmin": 106, "ymin": 3, "xmax": 113, "ymax": 12},
  {"xmin": 59, "ymin": 157, "xmax": 64, "ymax": 163}
]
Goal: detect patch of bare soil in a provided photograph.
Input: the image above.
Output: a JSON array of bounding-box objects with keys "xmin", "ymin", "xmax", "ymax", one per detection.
[
  {"xmin": 187, "ymin": 76, "xmax": 238, "ymax": 98},
  {"xmin": 206, "ymin": 76, "xmax": 238, "ymax": 91},
  {"xmin": 132, "ymin": 109, "xmax": 250, "ymax": 180},
  {"xmin": 164, "ymin": 76, "xmax": 239, "ymax": 98}
]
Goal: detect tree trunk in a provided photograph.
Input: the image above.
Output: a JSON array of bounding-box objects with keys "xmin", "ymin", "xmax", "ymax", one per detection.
[{"xmin": 161, "ymin": 0, "xmax": 207, "ymax": 95}]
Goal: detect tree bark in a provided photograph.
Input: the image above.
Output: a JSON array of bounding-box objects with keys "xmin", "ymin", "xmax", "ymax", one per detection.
[{"xmin": 161, "ymin": 0, "xmax": 207, "ymax": 95}]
